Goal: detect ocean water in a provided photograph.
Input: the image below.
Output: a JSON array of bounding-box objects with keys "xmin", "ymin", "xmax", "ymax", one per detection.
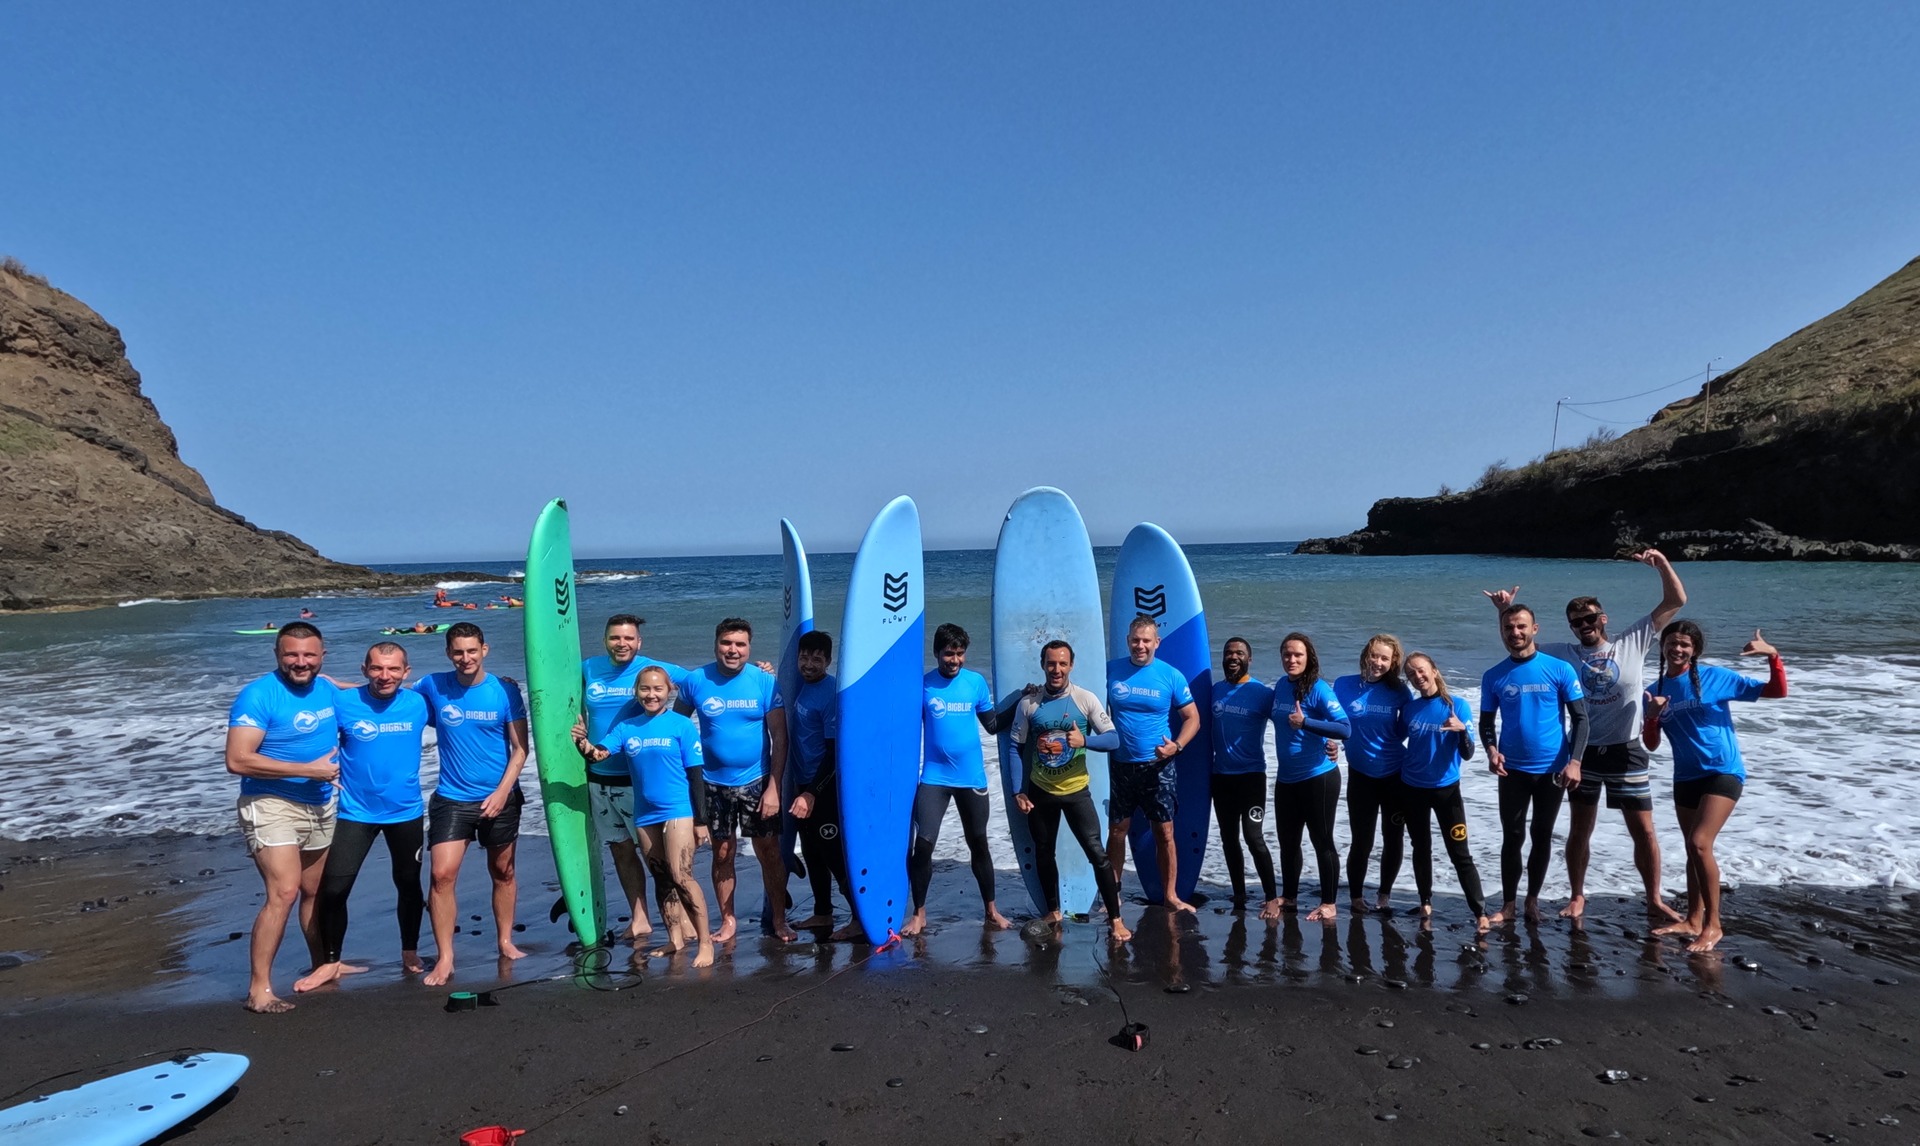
[{"xmin": 1, "ymin": 545, "xmax": 1915, "ymax": 896}]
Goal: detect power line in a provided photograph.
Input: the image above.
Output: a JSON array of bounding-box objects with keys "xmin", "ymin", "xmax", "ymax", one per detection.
[{"xmin": 1562, "ymin": 368, "xmax": 1708, "ymax": 407}]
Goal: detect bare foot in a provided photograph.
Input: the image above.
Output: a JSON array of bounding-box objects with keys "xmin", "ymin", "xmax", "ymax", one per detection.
[
  {"xmin": 1488, "ymin": 901, "xmax": 1516, "ymax": 925},
  {"xmin": 624, "ymin": 919, "xmax": 654, "ymax": 942},
  {"xmin": 423, "ymin": 961, "xmax": 455, "ymax": 987},
  {"xmin": 1649, "ymin": 898, "xmax": 1686, "ymax": 925},
  {"xmin": 1306, "ymin": 903, "xmax": 1338, "ymax": 923},
  {"xmin": 401, "ymin": 950, "xmax": 425, "ymax": 974},
  {"xmin": 1654, "ymin": 918, "xmax": 1703, "ymax": 938},
  {"xmin": 984, "ymin": 906, "xmax": 1014, "ymax": 930},
  {"xmin": 1524, "ymin": 898, "xmax": 1543, "ymax": 924},
  {"xmin": 1259, "ymin": 897, "xmax": 1285, "ymax": 921},
  {"xmin": 1559, "ymin": 895, "xmax": 1585, "ymax": 919},
  {"xmin": 692, "ymin": 942, "xmax": 715, "ymax": 968},
  {"xmin": 1165, "ymin": 896, "xmax": 1198, "ymax": 915},
  {"xmin": 1475, "ymin": 914, "xmax": 1492, "ymax": 934},
  {"xmin": 646, "ymin": 941, "xmax": 678, "ymax": 959},
  {"xmin": 1108, "ymin": 919, "xmax": 1133, "ymax": 943},
  {"xmin": 293, "ymin": 962, "xmax": 347, "ymax": 993},
  {"xmin": 1350, "ymin": 898, "xmax": 1371, "ymax": 914},
  {"xmin": 1041, "ymin": 910, "xmax": 1065, "ymax": 925},
  {"xmin": 1418, "ymin": 903, "xmax": 1434, "ymax": 918},
  {"xmin": 899, "ymin": 912, "xmax": 926, "ymax": 937},
  {"xmin": 711, "ymin": 915, "xmax": 738, "ymax": 943},
  {"xmin": 243, "ymin": 993, "xmax": 295, "ymax": 1014},
  {"xmin": 827, "ymin": 923, "xmax": 863, "ymax": 942},
  {"xmin": 790, "ymin": 913, "xmax": 832, "ymax": 930},
  {"xmin": 1686, "ymin": 925, "xmax": 1724, "ymax": 954},
  {"xmin": 499, "ymin": 941, "xmax": 528, "ymax": 960},
  {"xmin": 1375, "ymin": 893, "xmax": 1393, "ymax": 914}
]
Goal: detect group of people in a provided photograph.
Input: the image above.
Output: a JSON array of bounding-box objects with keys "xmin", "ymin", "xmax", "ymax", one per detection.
[{"xmin": 223, "ymin": 550, "xmax": 1786, "ymax": 1012}]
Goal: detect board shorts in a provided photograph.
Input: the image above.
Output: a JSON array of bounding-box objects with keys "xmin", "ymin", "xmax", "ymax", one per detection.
[
  {"xmin": 1571, "ymin": 741, "xmax": 1654, "ymax": 812},
  {"xmin": 706, "ymin": 776, "xmax": 777, "ymax": 840},
  {"xmin": 588, "ymin": 775, "xmax": 637, "ymax": 844},
  {"xmin": 237, "ymin": 793, "xmax": 337, "ymax": 853},
  {"xmin": 1108, "ymin": 758, "xmax": 1177, "ymax": 825},
  {"xmin": 428, "ymin": 787, "xmax": 524, "ymax": 849},
  {"xmin": 1672, "ymin": 774, "xmax": 1744, "ymax": 810}
]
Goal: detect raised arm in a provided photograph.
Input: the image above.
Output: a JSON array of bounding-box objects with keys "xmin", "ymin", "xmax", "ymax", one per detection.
[
  {"xmin": 1741, "ymin": 629, "xmax": 1788, "ymax": 698},
  {"xmin": 1637, "ymin": 549, "xmax": 1688, "ymax": 630}
]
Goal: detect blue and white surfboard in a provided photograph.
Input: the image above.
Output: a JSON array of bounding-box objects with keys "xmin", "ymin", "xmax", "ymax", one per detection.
[
  {"xmin": 992, "ymin": 487, "xmax": 1109, "ymax": 918},
  {"xmin": 836, "ymin": 496, "xmax": 925, "ymax": 946},
  {"xmin": 775, "ymin": 519, "xmax": 814, "ymax": 897},
  {"xmin": 1110, "ymin": 522, "xmax": 1213, "ymax": 905},
  {"xmin": 0, "ymin": 1052, "xmax": 250, "ymax": 1146}
]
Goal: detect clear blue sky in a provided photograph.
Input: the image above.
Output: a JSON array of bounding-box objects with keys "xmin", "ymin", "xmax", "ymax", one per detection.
[{"xmin": 5, "ymin": 3, "xmax": 1916, "ymax": 562}]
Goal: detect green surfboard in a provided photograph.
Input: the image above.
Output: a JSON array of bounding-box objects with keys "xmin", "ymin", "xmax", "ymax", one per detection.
[{"xmin": 524, "ymin": 499, "xmax": 604, "ymax": 948}]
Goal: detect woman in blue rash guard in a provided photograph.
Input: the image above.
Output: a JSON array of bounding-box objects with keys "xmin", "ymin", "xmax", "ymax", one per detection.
[
  {"xmin": 1399, "ymin": 653, "xmax": 1492, "ymax": 933},
  {"xmin": 1333, "ymin": 635, "xmax": 1410, "ymax": 914},
  {"xmin": 1268, "ymin": 632, "xmax": 1351, "ymax": 922},
  {"xmin": 1643, "ymin": 622, "xmax": 1787, "ymax": 955}
]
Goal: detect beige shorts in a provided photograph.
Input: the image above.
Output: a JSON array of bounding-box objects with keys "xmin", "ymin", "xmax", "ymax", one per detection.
[{"xmin": 237, "ymin": 793, "xmax": 337, "ymax": 853}]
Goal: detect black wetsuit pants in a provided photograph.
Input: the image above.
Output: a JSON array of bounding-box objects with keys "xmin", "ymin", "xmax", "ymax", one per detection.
[
  {"xmin": 908, "ymin": 783, "xmax": 996, "ymax": 910},
  {"xmin": 1275, "ymin": 770, "xmax": 1343, "ymax": 906},
  {"xmin": 1025, "ymin": 787, "xmax": 1124, "ymax": 918},
  {"xmin": 1209, "ymin": 771, "xmax": 1276, "ymax": 901},
  {"xmin": 1497, "ymin": 771, "xmax": 1565, "ymax": 905},
  {"xmin": 1400, "ymin": 781, "xmax": 1487, "ymax": 918},
  {"xmin": 1346, "ymin": 770, "xmax": 1405, "ymax": 902},
  {"xmin": 316, "ymin": 816, "xmax": 424, "ymax": 964},
  {"xmin": 796, "ymin": 787, "xmax": 854, "ymax": 917}
]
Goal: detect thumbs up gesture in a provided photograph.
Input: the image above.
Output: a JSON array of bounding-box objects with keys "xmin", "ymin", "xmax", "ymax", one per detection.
[{"xmin": 1288, "ymin": 700, "xmax": 1306, "ymax": 730}]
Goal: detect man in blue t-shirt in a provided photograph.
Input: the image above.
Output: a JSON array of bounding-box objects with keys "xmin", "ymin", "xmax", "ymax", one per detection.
[
  {"xmin": 224, "ymin": 621, "xmax": 341, "ymax": 1014},
  {"xmin": 675, "ymin": 617, "xmax": 789, "ymax": 943},
  {"xmin": 295, "ymin": 640, "xmax": 430, "ymax": 993},
  {"xmin": 579, "ymin": 613, "xmax": 688, "ymax": 946},
  {"xmin": 786, "ymin": 630, "xmax": 859, "ymax": 940},
  {"xmin": 1480, "ymin": 604, "xmax": 1590, "ymax": 925},
  {"xmin": 902, "ymin": 622, "xmax": 1023, "ymax": 938},
  {"xmin": 1105, "ymin": 615, "xmax": 1201, "ymax": 913},
  {"xmin": 415, "ymin": 622, "xmax": 530, "ymax": 986}
]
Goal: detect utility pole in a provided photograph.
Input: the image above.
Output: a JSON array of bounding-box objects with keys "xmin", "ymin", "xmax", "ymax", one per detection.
[
  {"xmin": 1702, "ymin": 360, "xmax": 1715, "ymax": 428},
  {"xmin": 1550, "ymin": 396, "xmax": 1571, "ymax": 454}
]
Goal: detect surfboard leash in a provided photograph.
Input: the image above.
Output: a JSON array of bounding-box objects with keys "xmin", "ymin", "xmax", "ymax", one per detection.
[{"xmin": 0, "ymin": 1046, "xmax": 221, "ymax": 1106}]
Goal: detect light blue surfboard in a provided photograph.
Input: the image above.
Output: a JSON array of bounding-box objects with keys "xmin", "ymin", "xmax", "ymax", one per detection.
[
  {"xmin": 992, "ymin": 487, "xmax": 1109, "ymax": 918},
  {"xmin": 836, "ymin": 495, "xmax": 925, "ymax": 946},
  {"xmin": 1110, "ymin": 523, "xmax": 1214, "ymax": 905},
  {"xmin": 0, "ymin": 1052, "xmax": 249, "ymax": 1146},
  {"xmin": 776, "ymin": 519, "xmax": 814, "ymax": 890}
]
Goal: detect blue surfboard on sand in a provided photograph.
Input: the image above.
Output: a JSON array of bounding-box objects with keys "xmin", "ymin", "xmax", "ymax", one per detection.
[
  {"xmin": 992, "ymin": 487, "xmax": 1109, "ymax": 918},
  {"xmin": 0, "ymin": 1052, "xmax": 249, "ymax": 1146},
  {"xmin": 776, "ymin": 519, "xmax": 814, "ymax": 894},
  {"xmin": 1110, "ymin": 522, "xmax": 1213, "ymax": 905},
  {"xmin": 836, "ymin": 496, "xmax": 924, "ymax": 946}
]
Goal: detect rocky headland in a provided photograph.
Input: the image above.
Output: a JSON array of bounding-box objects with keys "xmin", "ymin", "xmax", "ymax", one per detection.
[
  {"xmin": 1298, "ymin": 254, "xmax": 1920, "ymax": 561},
  {"xmin": 0, "ymin": 259, "xmax": 484, "ymax": 609}
]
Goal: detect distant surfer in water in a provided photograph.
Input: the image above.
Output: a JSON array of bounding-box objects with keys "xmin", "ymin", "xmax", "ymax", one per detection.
[
  {"xmin": 417, "ymin": 622, "xmax": 531, "ymax": 985},
  {"xmin": 785, "ymin": 630, "xmax": 860, "ymax": 941},
  {"xmin": 296, "ymin": 641, "xmax": 429, "ymax": 991},
  {"xmin": 578, "ymin": 614, "xmax": 688, "ymax": 946},
  {"xmin": 1009, "ymin": 640, "xmax": 1131, "ymax": 944},
  {"xmin": 578, "ymin": 664, "xmax": 715, "ymax": 967},
  {"xmin": 1331, "ymin": 635, "xmax": 1411, "ymax": 916},
  {"xmin": 224, "ymin": 621, "xmax": 340, "ymax": 1014},
  {"xmin": 1485, "ymin": 549, "xmax": 1689, "ymax": 924},
  {"xmin": 903, "ymin": 623, "xmax": 1021, "ymax": 937},
  {"xmin": 1105, "ymin": 614, "xmax": 1201, "ymax": 913},
  {"xmin": 1643, "ymin": 622, "xmax": 1786, "ymax": 953},
  {"xmin": 1269, "ymin": 633, "xmax": 1351, "ymax": 923},
  {"xmin": 1398, "ymin": 653, "xmax": 1492, "ymax": 933},
  {"xmin": 1209, "ymin": 637, "xmax": 1280, "ymax": 918},
  {"xmin": 432, "ymin": 588, "xmax": 453, "ymax": 608},
  {"xmin": 299, "ymin": 608, "xmax": 316, "ymax": 619},
  {"xmin": 675, "ymin": 618, "xmax": 792, "ymax": 943},
  {"xmin": 1480, "ymin": 604, "xmax": 1589, "ymax": 925}
]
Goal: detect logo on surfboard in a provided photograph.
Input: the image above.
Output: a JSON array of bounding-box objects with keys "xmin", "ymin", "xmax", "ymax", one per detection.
[
  {"xmin": 553, "ymin": 575, "xmax": 572, "ymax": 618},
  {"xmin": 882, "ymin": 572, "xmax": 910, "ymax": 614},
  {"xmin": 1132, "ymin": 584, "xmax": 1167, "ymax": 620}
]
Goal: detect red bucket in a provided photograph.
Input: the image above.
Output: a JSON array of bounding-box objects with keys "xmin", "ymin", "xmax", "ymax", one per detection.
[{"xmin": 459, "ymin": 1128, "xmax": 525, "ymax": 1146}]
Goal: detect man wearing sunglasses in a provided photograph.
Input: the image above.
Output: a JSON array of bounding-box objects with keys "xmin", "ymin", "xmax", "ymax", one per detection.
[{"xmin": 1483, "ymin": 549, "xmax": 1687, "ymax": 924}]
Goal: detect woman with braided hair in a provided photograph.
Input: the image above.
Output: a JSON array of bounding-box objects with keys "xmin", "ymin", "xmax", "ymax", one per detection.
[{"xmin": 1642, "ymin": 621, "xmax": 1787, "ymax": 953}]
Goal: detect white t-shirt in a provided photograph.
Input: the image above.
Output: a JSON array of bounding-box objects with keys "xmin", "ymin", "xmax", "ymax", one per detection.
[{"xmin": 1539, "ymin": 612, "xmax": 1656, "ymax": 747}]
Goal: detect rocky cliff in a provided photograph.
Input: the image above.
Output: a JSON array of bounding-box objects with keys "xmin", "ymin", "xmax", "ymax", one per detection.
[
  {"xmin": 0, "ymin": 259, "xmax": 442, "ymax": 609},
  {"xmin": 1298, "ymin": 254, "xmax": 1920, "ymax": 561}
]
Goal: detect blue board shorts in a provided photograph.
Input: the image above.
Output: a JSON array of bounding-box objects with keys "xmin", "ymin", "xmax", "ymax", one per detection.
[{"xmin": 1109, "ymin": 758, "xmax": 1177, "ymax": 825}]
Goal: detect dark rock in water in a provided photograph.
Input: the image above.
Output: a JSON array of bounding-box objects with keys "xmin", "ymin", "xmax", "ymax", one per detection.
[
  {"xmin": 1471, "ymin": 1042, "xmax": 1491, "ymax": 1050},
  {"xmin": 1377, "ymin": 1021, "xmax": 1395, "ymax": 1028},
  {"xmin": 1885, "ymin": 1069, "xmax": 1908, "ymax": 1079},
  {"xmin": 1375, "ymin": 1113, "xmax": 1398, "ymax": 1122},
  {"xmin": 1355, "ymin": 1046, "xmax": 1381, "ymax": 1056},
  {"xmin": 1292, "ymin": 254, "xmax": 1920, "ymax": 564},
  {"xmin": 1387, "ymin": 1057, "xmax": 1417, "ymax": 1070},
  {"xmin": 886, "ymin": 1078, "xmax": 904, "ymax": 1088},
  {"xmin": 755, "ymin": 1055, "xmax": 772, "ymax": 1063},
  {"xmin": 831, "ymin": 1043, "xmax": 855, "ymax": 1052},
  {"xmin": 1019, "ymin": 920, "xmax": 1054, "ymax": 950}
]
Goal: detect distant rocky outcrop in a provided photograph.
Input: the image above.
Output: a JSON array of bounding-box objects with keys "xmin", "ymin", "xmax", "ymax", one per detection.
[
  {"xmin": 1298, "ymin": 254, "xmax": 1920, "ymax": 561},
  {"xmin": 0, "ymin": 259, "xmax": 470, "ymax": 609}
]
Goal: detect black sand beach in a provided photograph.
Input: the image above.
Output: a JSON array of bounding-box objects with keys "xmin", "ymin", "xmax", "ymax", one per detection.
[{"xmin": 4, "ymin": 833, "xmax": 1917, "ymax": 1144}]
